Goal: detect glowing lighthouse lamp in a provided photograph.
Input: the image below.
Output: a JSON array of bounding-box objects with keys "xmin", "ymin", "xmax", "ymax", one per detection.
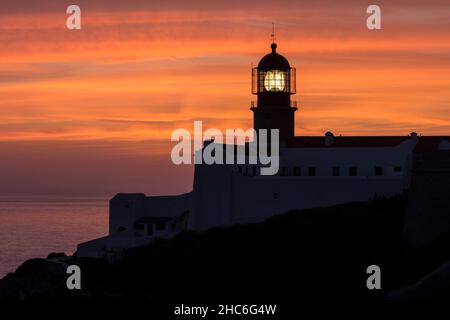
[{"xmin": 264, "ymin": 70, "xmax": 286, "ymax": 91}]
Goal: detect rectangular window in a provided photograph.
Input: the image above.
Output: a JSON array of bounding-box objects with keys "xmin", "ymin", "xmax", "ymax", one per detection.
[
  {"xmin": 147, "ymin": 224, "xmax": 154, "ymax": 236},
  {"xmin": 308, "ymin": 167, "xmax": 316, "ymax": 176},
  {"xmin": 375, "ymin": 166, "xmax": 383, "ymax": 176},
  {"xmin": 349, "ymin": 167, "xmax": 358, "ymax": 176},
  {"xmin": 332, "ymin": 166, "xmax": 340, "ymax": 176},
  {"xmin": 293, "ymin": 166, "xmax": 301, "ymax": 176},
  {"xmin": 156, "ymin": 223, "xmax": 165, "ymax": 231}
]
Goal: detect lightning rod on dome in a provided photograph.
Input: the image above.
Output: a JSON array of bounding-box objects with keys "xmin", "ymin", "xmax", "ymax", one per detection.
[{"xmin": 271, "ymin": 22, "xmax": 276, "ymax": 43}]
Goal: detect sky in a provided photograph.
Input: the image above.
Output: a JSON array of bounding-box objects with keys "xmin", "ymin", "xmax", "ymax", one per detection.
[{"xmin": 1, "ymin": 0, "xmax": 450, "ymax": 197}]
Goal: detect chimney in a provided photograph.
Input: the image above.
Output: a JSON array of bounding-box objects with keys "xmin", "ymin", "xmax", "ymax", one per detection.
[{"xmin": 325, "ymin": 131, "xmax": 334, "ymax": 147}]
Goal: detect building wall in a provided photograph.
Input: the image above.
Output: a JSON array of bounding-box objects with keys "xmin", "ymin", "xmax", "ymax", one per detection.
[
  {"xmin": 278, "ymin": 139, "xmax": 416, "ymax": 184},
  {"xmin": 189, "ymin": 160, "xmax": 233, "ymax": 231},
  {"xmin": 110, "ymin": 192, "xmax": 192, "ymax": 236},
  {"xmin": 189, "ymin": 140, "xmax": 417, "ymax": 231},
  {"xmin": 109, "ymin": 194, "xmax": 147, "ymax": 235},
  {"xmin": 230, "ymin": 174, "xmax": 406, "ymax": 224},
  {"xmin": 403, "ymin": 151, "xmax": 450, "ymax": 247}
]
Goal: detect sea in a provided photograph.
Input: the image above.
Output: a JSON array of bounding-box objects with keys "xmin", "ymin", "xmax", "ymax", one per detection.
[{"xmin": 0, "ymin": 197, "xmax": 109, "ymax": 279}]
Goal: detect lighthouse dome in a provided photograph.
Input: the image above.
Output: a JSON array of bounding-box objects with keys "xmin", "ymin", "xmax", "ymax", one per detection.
[{"xmin": 257, "ymin": 43, "xmax": 290, "ymax": 70}]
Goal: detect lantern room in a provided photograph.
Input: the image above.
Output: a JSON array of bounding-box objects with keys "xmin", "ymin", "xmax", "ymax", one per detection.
[{"xmin": 252, "ymin": 43, "xmax": 296, "ymax": 95}]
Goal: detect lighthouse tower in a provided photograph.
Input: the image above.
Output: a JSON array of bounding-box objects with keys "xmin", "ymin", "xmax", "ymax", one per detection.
[{"xmin": 251, "ymin": 43, "xmax": 297, "ymax": 144}]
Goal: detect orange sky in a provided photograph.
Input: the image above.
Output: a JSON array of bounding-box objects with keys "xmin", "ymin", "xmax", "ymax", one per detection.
[{"xmin": 1, "ymin": 0, "xmax": 450, "ymax": 197}]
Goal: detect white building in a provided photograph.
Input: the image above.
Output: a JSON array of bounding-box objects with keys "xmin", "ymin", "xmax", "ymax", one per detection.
[{"xmin": 78, "ymin": 42, "xmax": 450, "ymax": 258}]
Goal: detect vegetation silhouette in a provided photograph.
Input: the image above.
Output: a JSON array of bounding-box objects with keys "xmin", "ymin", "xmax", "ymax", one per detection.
[{"xmin": 2, "ymin": 194, "xmax": 450, "ymax": 303}]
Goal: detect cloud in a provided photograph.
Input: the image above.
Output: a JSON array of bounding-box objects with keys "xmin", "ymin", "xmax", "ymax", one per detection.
[{"xmin": 2, "ymin": 0, "xmax": 450, "ymax": 196}]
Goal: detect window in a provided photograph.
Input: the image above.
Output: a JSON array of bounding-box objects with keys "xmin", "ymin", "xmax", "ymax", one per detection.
[
  {"xmin": 293, "ymin": 166, "xmax": 301, "ymax": 176},
  {"xmin": 332, "ymin": 166, "xmax": 340, "ymax": 176},
  {"xmin": 135, "ymin": 224, "xmax": 144, "ymax": 230},
  {"xmin": 375, "ymin": 166, "xmax": 383, "ymax": 176},
  {"xmin": 394, "ymin": 166, "xmax": 402, "ymax": 172},
  {"xmin": 349, "ymin": 167, "xmax": 358, "ymax": 176},
  {"xmin": 308, "ymin": 167, "xmax": 316, "ymax": 176},
  {"xmin": 156, "ymin": 223, "xmax": 166, "ymax": 231},
  {"xmin": 147, "ymin": 224, "xmax": 154, "ymax": 236}
]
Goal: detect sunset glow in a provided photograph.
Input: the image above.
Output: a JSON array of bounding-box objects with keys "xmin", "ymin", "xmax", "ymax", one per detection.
[{"xmin": 1, "ymin": 0, "xmax": 450, "ymax": 196}]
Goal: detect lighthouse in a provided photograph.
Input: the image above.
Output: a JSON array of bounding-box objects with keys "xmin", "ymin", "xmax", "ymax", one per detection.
[
  {"xmin": 251, "ymin": 43, "xmax": 297, "ymax": 144},
  {"xmin": 78, "ymin": 39, "xmax": 449, "ymax": 257}
]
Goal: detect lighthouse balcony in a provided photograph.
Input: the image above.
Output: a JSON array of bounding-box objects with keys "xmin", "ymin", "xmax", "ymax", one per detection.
[{"xmin": 250, "ymin": 100, "xmax": 298, "ymax": 109}]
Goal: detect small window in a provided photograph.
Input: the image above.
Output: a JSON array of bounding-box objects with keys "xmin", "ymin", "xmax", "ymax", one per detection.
[
  {"xmin": 332, "ymin": 166, "xmax": 340, "ymax": 176},
  {"xmin": 349, "ymin": 167, "xmax": 358, "ymax": 176},
  {"xmin": 394, "ymin": 166, "xmax": 402, "ymax": 172},
  {"xmin": 147, "ymin": 224, "xmax": 154, "ymax": 236},
  {"xmin": 308, "ymin": 167, "xmax": 316, "ymax": 176},
  {"xmin": 156, "ymin": 223, "xmax": 165, "ymax": 231},
  {"xmin": 293, "ymin": 166, "xmax": 301, "ymax": 176},
  {"xmin": 375, "ymin": 166, "xmax": 383, "ymax": 176}
]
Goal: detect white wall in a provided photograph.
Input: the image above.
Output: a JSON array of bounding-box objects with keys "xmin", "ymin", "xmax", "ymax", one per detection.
[
  {"xmin": 189, "ymin": 160, "xmax": 233, "ymax": 231},
  {"xmin": 189, "ymin": 139, "xmax": 417, "ymax": 231},
  {"xmin": 279, "ymin": 138, "xmax": 416, "ymax": 182},
  {"xmin": 231, "ymin": 174, "xmax": 405, "ymax": 224},
  {"xmin": 110, "ymin": 192, "xmax": 192, "ymax": 236}
]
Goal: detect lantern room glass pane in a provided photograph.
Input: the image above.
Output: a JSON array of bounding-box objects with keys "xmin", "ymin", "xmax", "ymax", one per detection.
[
  {"xmin": 264, "ymin": 70, "xmax": 286, "ymax": 91},
  {"xmin": 252, "ymin": 67, "xmax": 296, "ymax": 94}
]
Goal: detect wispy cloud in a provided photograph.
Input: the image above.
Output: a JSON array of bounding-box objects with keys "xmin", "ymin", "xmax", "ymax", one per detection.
[{"xmin": 1, "ymin": 0, "xmax": 450, "ymax": 195}]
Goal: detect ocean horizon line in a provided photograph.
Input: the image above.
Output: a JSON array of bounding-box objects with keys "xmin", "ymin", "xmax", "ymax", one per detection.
[{"xmin": 0, "ymin": 196, "xmax": 111, "ymax": 203}]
